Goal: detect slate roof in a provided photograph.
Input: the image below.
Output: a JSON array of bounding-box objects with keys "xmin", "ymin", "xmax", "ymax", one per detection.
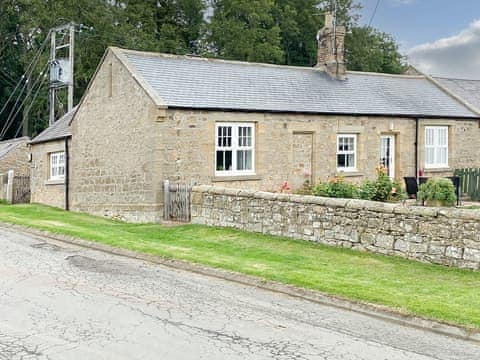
[
  {"xmin": 118, "ymin": 49, "xmax": 478, "ymax": 118},
  {"xmin": 433, "ymin": 77, "xmax": 480, "ymax": 112},
  {"xmin": 30, "ymin": 107, "xmax": 76, "ymax": 144},
  {"xmin": 0, "ymin": 137, "xmax": 29, "ymax": 159}
]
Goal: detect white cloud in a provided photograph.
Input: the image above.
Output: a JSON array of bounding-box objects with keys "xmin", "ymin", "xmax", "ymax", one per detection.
[
  {"xmin": 407, "ymin": 20, "xmax": 480, "ymax": 79},
  {"xmin": 389, "ymin": 0, "xmax": 416, "ymax": 6}
]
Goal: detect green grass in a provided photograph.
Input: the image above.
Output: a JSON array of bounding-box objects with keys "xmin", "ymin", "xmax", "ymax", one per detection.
[{"xmin": 0, "ymin": 204, "xmax": 479, "ymax": 329}]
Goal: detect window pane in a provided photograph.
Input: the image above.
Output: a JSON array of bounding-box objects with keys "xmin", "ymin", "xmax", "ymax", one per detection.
[
  {"xmin": 216, "ymin": 151, "xmax": 224, "ymax": 170},
  {"xmin": 237, "ymin": 150, "xmax": 252, "ymax": 170},
  {"xmin": 225, "ymin": 150, "xmax": 232, "ymax": 170},
  {"xmin": 426, "ymin": 148, "xmax": 435, "ymax": 165},
  {"xmin": 346, "ymin": 137, "xmax": 354, "ymax": 151},
  {"xmin": 218, "ymin": 126, "xmax": 232, "ymax": 147},
  {"xmin": 238, "ymin": 126, "xmax": 252, "ymax": 147},
  {"xmin": 337, "ymin": 154, "xmax": 346, "ymax": 168},
  {"xmin": 346, "ymin": 153, "xmax": 355, "ymax": 167},
  {"xmin": 237, "ymin": 150, "xmax": 244, "ymax": 170},
  {"xmin": 438, "ymin": 147, "xmax": 447, "ymax": 165},
  {"xmin": 438, "ymin": 128, "xmax": 447, "ymax": 146},
  {"xmin": 425, "ymin": 128, "xmax": 434, "ymax": 146}
]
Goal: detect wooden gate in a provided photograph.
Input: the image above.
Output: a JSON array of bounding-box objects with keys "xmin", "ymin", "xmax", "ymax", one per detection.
[
  {"xmin": 163, "ymin": 180, "xmax": 192, "ymax": 222},
  {"xmin": 13, "ymin": 175, "xmax": 30, "ymax": 204},
  {"xmin": 455, "ymin": 168, "xmax": 479, "ymax": 200}
]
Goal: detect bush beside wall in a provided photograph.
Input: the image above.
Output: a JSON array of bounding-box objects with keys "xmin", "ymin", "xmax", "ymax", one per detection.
[{"xmin": 191, "ymin": 186, "xmax": 480, "ymax": 270}]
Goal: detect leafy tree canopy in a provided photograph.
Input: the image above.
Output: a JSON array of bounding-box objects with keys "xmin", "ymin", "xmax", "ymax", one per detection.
[{"xmin": 0, "ymin": 0, "xmax": 407, "ymax": 139}]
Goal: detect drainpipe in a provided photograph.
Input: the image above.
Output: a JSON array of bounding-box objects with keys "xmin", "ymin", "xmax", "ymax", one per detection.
[
  {"xmin": 65, "ymin": 137, "xmax": 70, "ymax": 211},
  {"xmin": 415, "ymin": 118, "xmax": 419, "ymax": 179}
]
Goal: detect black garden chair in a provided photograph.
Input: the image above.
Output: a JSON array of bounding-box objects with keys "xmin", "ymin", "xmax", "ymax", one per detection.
[{"xmin": 404, "ymin": 177, "xmax": 418, "ymax": 199}]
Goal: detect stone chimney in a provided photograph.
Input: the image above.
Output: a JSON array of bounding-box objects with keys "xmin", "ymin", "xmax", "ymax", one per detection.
[{"xmin": 316, "ymin": 12, "xmax": 346, "ymax": 80}]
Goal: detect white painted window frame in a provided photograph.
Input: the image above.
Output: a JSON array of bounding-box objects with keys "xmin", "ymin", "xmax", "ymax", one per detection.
[
  {"xmin": 49, "ymin": 151, "xmax": 65, "ymax": 181},
  {"xmin": 215, "ymin": 123, "xmax": 255, "ymax": 177},
  {"xmin": 336, "ymin": 134, "xmax": 357, "ymax": 172},
  {"xmin": 425, "ymin": 126, "xmax": 448, "ymax": 169}
]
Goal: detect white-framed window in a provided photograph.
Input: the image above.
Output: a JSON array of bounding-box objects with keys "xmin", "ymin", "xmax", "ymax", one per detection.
[
  {"xmin": 215, "ymin": 123, "xmax": 255, "ymax": 176},
  {"xmin": 425, "ymin": 126, "xmax": 448, "ymax": 168},
  {"xmin": 49, "ymin": 151, "xmax": 65, "ymax": 181},
  {"xmin": 337, "ymin": 134, "xmax": 357, "ymax": 171}
]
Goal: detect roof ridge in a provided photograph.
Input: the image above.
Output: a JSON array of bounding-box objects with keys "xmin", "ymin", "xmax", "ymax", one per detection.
[
  {"xmin": 435, "ymin": 77, "xmax": 480, "ymax": 82},
  {"xmin": 116, "ymin": 47, "xmax": 424, "ymax": 78},
  {"xmin": 0, "ymin": 136, "xmax": 30, "ymax": 145}
]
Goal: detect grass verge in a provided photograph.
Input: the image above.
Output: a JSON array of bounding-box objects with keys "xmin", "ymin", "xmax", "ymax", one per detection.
[{"xmin": 0, "ymin": 203, "xmax": 479, "ymax": 329}]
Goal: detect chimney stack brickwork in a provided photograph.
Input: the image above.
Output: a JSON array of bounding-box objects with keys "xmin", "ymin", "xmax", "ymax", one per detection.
[{"xmin": 316, "ymin": 12, "xmax": 346, "ymax": 80}]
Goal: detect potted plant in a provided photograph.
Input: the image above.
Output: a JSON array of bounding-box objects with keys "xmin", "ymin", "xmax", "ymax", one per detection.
[{"xmin": 417, "ymin": 178, "xmax": 456, "ymax": 207}]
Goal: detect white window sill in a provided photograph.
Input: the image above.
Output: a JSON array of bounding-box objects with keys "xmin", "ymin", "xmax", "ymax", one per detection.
[
  {"xmin": 212, "ymin": 175, "xmax": 261, "ymax": 182},
  {"xmin": 336, "ymin": 171, "xmax": 363, "ymax": 178},
  {"xmin": 45, "ymin": 179, "xmax": 65, "ymax": 186},
  {"xmin": 424, "ymin": 167, "xmax": 451, "ymax": 173}
]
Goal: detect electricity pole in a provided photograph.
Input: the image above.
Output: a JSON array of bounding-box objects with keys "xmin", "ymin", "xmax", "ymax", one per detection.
[{"xmin": 49, "ymin": 23, "xmax": 75, "ymax": 126}]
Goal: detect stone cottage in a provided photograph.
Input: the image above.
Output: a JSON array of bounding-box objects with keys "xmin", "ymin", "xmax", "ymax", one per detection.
[
  {"xmin": 0, "ymin": 137, "xmax": 30, "ymax": 176},
  {"xmin": 30, "ymin": 16, "xmax": 480, "ymax": 222},
  {"xmin": 30, "ymin": 108, "xmax": 75, "ymax": 209}
]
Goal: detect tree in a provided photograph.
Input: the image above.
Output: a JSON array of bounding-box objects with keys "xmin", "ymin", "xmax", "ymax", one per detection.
[
  {"xmin": 345, "ymin": 26, "xmax": 407, "ymax": 74},
  {"xmin": 0, "ymin": 0, "xmax": 25, "ymax": 139},
  {"xmin": 208, "ymin": 0, "xmax": 284, "ymax": 63},
  {"xmin": 5, "ymin": 0, "xmax": 206, "ymax": 137},
  {"xmin": 273, "ymin": 0, "xmax": 322, "ymax": 66}
]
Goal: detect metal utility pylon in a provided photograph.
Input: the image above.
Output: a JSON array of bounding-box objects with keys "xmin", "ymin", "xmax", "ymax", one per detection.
[{"xmin": 49, "ymin": 23, "xmax": 75, "ymax": 126}]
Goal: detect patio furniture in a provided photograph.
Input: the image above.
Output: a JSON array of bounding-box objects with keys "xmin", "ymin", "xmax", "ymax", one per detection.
[
  {"xmin": 447, "ymin": 176, "xmax": 461, "ymax": 206},
  {"xmin": 403, "ymin": 177, "xmax": 418, "ymax": 199}
]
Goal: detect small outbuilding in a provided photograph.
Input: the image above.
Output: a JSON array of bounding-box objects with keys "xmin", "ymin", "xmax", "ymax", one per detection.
[{"xmin": 30, "ymin": 108, "xmax": 76, "ymax": 209}]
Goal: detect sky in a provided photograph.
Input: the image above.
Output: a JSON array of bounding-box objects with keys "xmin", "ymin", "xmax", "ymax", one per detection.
[{"xmin": 358, "ymin": 0, "xmax": 480, "ymax": 79}]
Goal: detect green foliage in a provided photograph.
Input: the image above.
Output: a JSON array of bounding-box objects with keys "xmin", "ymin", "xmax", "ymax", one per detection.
[
  {"xmin": 345, "ymin": 26, "xmax": 407, "ymax": 74},
  {"xmin": 311, "ymin": 167, "xmax": 405, "ymax": 203},
  {"xmin": 208, "ymin": 0, "xmax": 284, "ymax": 63},
  {"xmin": 359, "ymin": 180, "xmax": 376, "ymax": 200},
  {"xmin": 1, "ymin": 203, "xmax": 480, "ymax": 329},
  {"xmin": 417, "ymin": 178, "xmax": 457, "ymax": 207},
  {"xmin": 313, "ymin": 176, "xmax": 359, "ymax": 199}
]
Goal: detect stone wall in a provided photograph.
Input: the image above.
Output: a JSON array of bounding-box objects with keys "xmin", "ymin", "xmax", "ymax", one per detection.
[
  {"xmin": 191, "ymin": 186, "xmax": 480, "ymax": 270},
  {"xmin": 0, "ymin": 137, "xmax": 30, "ymax": 176},
  {"xmin": 30, "ymin": 139, "xmax": 67, "ymax": 209},
  {"xmin": 70, "ymin": 49, "xmax": 162, "ymax": 223},
  {"xmin": 164, "ymin": 109, "xmax": 480, "ymax": 192}
]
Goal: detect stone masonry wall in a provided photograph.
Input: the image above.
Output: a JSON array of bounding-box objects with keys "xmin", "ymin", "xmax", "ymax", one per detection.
[
  {"xmin": 70, "ymin": 49, "xmax": 162, "ymax": 223},
  {"xmin": 192, "ymin": 186, "xmax": 480, "ymax": 270},
  {"xmin": 0, "ymin": 137, "xmax": 30, "ymax": 176},
  {"xmin": 30, "ymin": 139, "xmax": 66, "ymax": 209}
]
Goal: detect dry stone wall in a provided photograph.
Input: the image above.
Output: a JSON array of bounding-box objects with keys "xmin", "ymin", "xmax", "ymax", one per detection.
[{"xmin": 191, "ymin": 186, "xmax": 480, "ymax": 270}]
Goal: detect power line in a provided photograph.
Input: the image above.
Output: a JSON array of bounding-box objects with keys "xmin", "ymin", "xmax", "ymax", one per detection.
[
  {"xmin": 13, "ymin": 72, "xmax": 49, "ymax": 138},
  {"xmin": 0, "ymin": 29, "xmax": 52, "ymax": 118},
  {"xmin": 368, "ymin": 0, "xmax": 381, "ymax": 27},
  {"xmin": 0, "ymin": 61, "xmax": 49, "ymax": 139}
]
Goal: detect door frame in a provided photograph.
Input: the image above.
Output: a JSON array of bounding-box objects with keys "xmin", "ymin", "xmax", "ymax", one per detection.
[{"xmin": 380, "ymin": 135, "xmax": 395, "ymax": 179}]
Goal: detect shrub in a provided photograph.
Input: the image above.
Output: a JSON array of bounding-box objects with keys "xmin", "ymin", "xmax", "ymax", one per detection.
[
  {"xmin": 313, "ymin": 176, "xmax": 359, "ymax": 199},
  {"xmin": 417, "ymin": 178, "xmax": 456, "ymax": 207},
  {"xmin": 308, "ymin": 166, "xmax": 406, "ymax": 203},
  {"xmin": 359, "ymin": 180, "xmax": 376, "ymax": 200}
]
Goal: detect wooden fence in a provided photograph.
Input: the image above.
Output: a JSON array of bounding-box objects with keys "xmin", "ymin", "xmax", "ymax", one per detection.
[
  {"xmin": 163, "ymin": 180, "xmax": 192, "ymax": 222},
  {"xmin": 454, "ymin": 168, "xmax": 480, "ymax": 201}
]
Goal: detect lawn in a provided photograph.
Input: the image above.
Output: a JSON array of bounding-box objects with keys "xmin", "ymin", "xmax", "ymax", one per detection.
[{"xmin": 0, "ymin": 204, "xmax": 479, "ymax": 329}]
